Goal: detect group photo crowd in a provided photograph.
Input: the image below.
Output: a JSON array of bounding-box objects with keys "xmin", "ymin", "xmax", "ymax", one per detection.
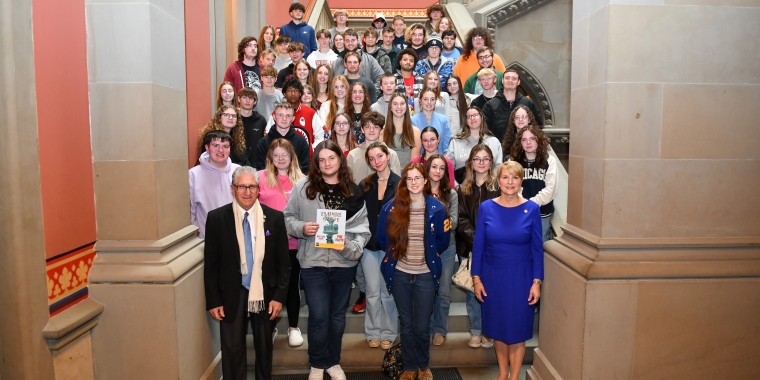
[{"xmin": 194, "ymin": 3, "xmax": 558, "ymax": 380}]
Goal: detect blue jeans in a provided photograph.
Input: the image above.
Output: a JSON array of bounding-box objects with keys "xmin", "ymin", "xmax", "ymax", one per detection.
[
  {"xmin": 301, "ymin": 266, "xmax": 357, "ymax": 369},
  {"xmin": 361, "ymin": 249, "xmax": 398, "ymax": 341},
  {"xmin": 465, "ymin": 281, "xmax": 482, "ymax": 336},
  {"xmin": 541, "ymin": 215, "xmax": 552, "ymax": 242},
  {"xmin": 430, "ymin": 244, "xmax": 456, "ymax": 336},
  {"xmin": 355, "ymin": 261, "xmax": 366, "ymax": 293},
  {"xmin": 392, "ymin": 270, "xmax": 436, "ymax": 371}
]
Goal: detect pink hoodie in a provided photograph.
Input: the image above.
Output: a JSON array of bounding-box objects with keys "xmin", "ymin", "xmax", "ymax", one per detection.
[{"xmin": 189, "ymin": 152, "xmax": 240, "ymax": 238}]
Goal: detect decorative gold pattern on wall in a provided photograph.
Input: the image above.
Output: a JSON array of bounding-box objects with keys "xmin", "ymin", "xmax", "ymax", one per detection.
[{"xmin": 47, "ymin": 243, "xmax": 96, "ymax": 316}]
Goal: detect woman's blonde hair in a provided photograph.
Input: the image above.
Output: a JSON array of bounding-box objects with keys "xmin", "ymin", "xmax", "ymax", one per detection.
[{"xmin": 264, "ymin": 138, "xmax": 303, "ymax": 188}]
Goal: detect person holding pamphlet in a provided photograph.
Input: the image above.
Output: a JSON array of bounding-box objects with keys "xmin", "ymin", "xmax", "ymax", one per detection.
[{"xmin": 284, "ymin": 140, "xmax": 370, "ymax": 380}]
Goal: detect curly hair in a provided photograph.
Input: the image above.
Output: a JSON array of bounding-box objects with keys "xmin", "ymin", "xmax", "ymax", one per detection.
[
  {"xmin": 509, "ymin": 125, "xmax": 551, "ymax": 170},
  {"xmin": 459, "ymin": 144, "xmax": 497, "ymax": 196},
  {"xmin": 462, "ymin": 27, "xmax": 494, "ymax": 60},
  {"xmin": 387, "ymin": 162, "xmax": 431, "ymax": 261},
  {"xmin": 304, "ymin": 140, "xmax": 355, "ymax": 200},
  {"xmin": 501, "ymin": 105, "xmax": 540, "ymax": 156},
  {"xmin": 198, "ymin": 105, "xmax": 246, "ymax": 160},
  {"xmin": 237, "ymin": 36, "xmax": 258, "ymax": 61},
  {"xmin": 264, "ymin": 138, "xmax": 303, "ymax": 189},
  {"xmin": 424, "ymin": 154, "xmax": 453, "ymax": 211},
  {"xmin": 404, "ymin": 23, "xmax": 427, "ymax": 47}
]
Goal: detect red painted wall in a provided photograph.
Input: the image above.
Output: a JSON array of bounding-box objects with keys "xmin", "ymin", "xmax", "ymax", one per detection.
[
  {"xmin": 267, "ymin": 0, "xmax": 309, "ymax": 31},
  {"xmin": 185, "ymin": 0, "xmax": 212, "ymax": 167},
  {"xmin": 32, "ymin": 0, "xmax": 97, "ymax": 258}
]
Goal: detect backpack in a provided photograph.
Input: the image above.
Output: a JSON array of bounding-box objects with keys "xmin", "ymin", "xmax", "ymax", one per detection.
[{"xmin": 381, "ymin": 343, "xmax": 403, "ymax": 379}]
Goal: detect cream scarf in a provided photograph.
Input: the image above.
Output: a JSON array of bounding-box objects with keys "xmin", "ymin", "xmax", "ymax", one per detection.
[{"xmin": 233, "ymin": 200, "xmax": 267, "ymax": 313}]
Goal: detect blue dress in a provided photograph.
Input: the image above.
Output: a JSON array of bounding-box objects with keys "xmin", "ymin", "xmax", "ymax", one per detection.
[{"xmin": 471, "ymin": 199, "xmax": 543, "ymax": 344}]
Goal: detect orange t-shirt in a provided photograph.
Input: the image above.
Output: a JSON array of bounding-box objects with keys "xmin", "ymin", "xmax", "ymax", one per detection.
[{"xmin": 453, "ymin": 53, "xmax": 506, "ymax": 84}]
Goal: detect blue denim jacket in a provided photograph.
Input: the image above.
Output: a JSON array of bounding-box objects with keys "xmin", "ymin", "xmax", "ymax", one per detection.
[{"xmin": 377, "ymin": 195, "xmax": 452, "ymax": 293}]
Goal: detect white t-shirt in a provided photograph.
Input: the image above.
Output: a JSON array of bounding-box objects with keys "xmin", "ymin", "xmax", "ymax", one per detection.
[{"xmin": 307, "ymin": 50, "xmax": 338, "ymax": 69}]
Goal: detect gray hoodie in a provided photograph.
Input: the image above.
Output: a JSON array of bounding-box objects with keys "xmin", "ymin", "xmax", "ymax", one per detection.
[{"xmin": 284, "ymin": 177, "xmax": 370, "ymax": 268}]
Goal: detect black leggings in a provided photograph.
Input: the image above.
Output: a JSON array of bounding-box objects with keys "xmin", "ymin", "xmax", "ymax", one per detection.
[{"xmin": 287, "ymin": 249, "xmax": 301, "ymax": 328}]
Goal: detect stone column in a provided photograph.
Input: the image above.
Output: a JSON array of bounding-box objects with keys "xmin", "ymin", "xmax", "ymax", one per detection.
[
  {"xmin": 85, "ymin": 0, "xmax": 218, "ymax": 378},
  {"xmin": 529, "ymin": 1, "xmax": 760, "ymax": 379}
]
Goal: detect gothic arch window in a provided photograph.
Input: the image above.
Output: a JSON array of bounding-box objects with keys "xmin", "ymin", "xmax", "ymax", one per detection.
[{"xmin": 507, "ymin": 62, "xmax": 554, "ymax": 126}]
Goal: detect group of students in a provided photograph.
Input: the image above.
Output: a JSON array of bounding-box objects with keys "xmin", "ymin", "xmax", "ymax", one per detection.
[{"xmin": 192, "ymin": 4, "xmax": 559, "ymax": 380}]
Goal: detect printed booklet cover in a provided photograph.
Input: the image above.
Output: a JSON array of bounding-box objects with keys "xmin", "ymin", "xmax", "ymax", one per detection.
[{"xmin": 315, "ymin": 209, "xmax": 346, "ymax": 249}]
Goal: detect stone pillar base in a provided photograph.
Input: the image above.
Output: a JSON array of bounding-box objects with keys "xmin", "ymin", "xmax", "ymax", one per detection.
[{"xmin": 89, "ymin": 226, "xmax": 220, "ymax": 380}]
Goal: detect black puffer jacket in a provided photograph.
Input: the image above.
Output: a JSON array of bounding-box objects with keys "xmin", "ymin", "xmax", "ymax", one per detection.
[
  {"xmin": 482, "ymin": 91, "xmax": 543, "ymax": 143},
  {"xmin": 455, "ymin": 181, "xmax": 500, "ymax": 258}
]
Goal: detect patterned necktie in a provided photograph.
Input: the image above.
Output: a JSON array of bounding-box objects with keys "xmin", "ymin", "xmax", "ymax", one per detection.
[{"xmin": 242, "ymin": 211, "xmax": 254, "ymax": 289}]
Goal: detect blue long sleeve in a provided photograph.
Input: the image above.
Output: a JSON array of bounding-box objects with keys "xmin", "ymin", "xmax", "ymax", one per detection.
[
  {"xmin": 470, "ymin": 202, "xmax": 487, "ymax": 276},
  {"xmin": 530, "ymin": 203, "xmax": 544, "ymax": 280}
]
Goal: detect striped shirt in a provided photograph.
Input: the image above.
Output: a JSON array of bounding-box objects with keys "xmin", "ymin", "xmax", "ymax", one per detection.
[{"xmin": 397, "ymin": 201, "xmax": 430, "ymax": 274}]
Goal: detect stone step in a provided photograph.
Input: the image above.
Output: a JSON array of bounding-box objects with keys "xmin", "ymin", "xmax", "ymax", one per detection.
[
  {"xmin": 275, "ymin": 301, "xmax": 473, "ymax": 335},
  {"xmin": 247, "ymin": 332, "xmax": 538, "ymax": 370}
]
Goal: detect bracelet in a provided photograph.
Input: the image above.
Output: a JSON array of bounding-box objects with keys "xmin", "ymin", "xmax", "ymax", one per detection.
[{"xmin": 533, "ymin": 279, "xmax": 543, "ymax": 285}]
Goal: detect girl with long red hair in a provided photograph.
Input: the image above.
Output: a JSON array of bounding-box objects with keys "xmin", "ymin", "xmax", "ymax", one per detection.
[{"xmin": 377, "ymin": 162, "xmax": 451, "ymax": 380}]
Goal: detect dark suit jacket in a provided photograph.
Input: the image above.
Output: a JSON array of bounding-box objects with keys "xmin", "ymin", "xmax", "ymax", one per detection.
[{"xmin": 204, "ymin": 203, "xmax": 290, "ymax": 320}]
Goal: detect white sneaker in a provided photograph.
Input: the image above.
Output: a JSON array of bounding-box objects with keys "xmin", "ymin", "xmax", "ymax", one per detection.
[
  {"xmin": 308, "ymin": 367, "xmax": 324, "ymax": 380},
  {"xmin": 288, "ymin": 327, "xmax": 304, "ymax": 347},
  {"xmin": 272, "ymin": 328, "xmax": 278, "ymax": 345},
  {"xmin": 325, "ymin": 364, "xmax": 346, "ymax": 380}
]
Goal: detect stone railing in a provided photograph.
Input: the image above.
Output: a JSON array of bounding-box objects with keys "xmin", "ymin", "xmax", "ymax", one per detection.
[{"xmin": 471, "ymin": 0, "xmax": 556, "ymax": 36}]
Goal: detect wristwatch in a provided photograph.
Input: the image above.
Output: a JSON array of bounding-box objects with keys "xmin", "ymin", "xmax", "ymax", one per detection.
[{"xmin": 533, "ymin": 279, "xmax": 543, "ymax": 285}]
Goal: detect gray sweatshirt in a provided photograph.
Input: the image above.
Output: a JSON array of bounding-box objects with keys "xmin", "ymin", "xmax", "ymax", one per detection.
[{"xmin": 284, "ymin": 177, "xmax": 370, "ymax": 268}]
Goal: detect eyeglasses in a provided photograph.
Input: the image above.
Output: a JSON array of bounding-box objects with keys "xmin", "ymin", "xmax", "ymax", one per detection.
[
  {"xmin": 514, "ymin": 115, "xmax": 529, "ymax": 120},
  {"xmin": 466, "ymin": 114, "xmax": 480, "ymax": 119},
  {"xmin": 472, "ymin": 157, "xmax": 491, "ymax": 164},
  {"xmin": 406, "ymin": 176, "xmax": 424, "ymax": 183},
  {"xmin": 477, "ymin": 54, "xmax": 492, "ymax": 60},
  {"xmin": 222, "ymin": 113, "xmax": 238, "ymax": 119},
  {"xmin": 234, "ymin": 184, "xmax": 259, "ymax": 192},
  {"xmin": 334, "ymin": 121, "xmax": 350, "ymax": 127},
  {"xmin": 472, "ymin": 36, "xmax": 484, "ymax": 41},
  {"xmin": 272, "ymin": 153, "xmax": 290, "ymax": 159}
]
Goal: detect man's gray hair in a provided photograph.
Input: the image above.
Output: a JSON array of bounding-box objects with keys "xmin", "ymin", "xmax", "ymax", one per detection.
[{"xmin": 232, "ymin": 166, "xmax": 259, "ymax": 184}]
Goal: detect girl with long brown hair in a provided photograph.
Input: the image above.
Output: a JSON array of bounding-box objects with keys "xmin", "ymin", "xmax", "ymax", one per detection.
[
  {"xmin": 311, "ymin": 64, "xmax": 333, "ymax": 109},
  {"xmin": 456, "ymin": 144, "xmax": 500, "ymax": 350},
  {"xmin": 317, "ymin": 75, "xmax": 349, "ymax": 130},
  {"xmin": 197, "ymin": 105, "xmax": 247, "ymax": 165},
  {"xmin": 294, "ymin": 60, "xmax": 312, "ymax": 87},
  {"xmin": 349, "ymin": 82, "xmax": 372, "ymax": 144},
  {"xmin": 360, "ymin": 142, "xmax": 401, "ymax": 350},
  {"xmin": 283, "ymin": 140, "xmax": 370, "ymax": 378},
  {"xmin": 423, "ymin": 154, "xmax": 459, "ymax": 347},
  {"xmin": 328, "ymin": 113, "xmax": 358, "ymax": 157},
  {"xmin": 377, "ymin": 162, "xmax": 450, "ymax": 380},
  {"xmin": 258, "ymin": 25, "xmax": 276, "ymax": 52},
  {"xmin": 508, "ymin": 125, "xmax": 557, "ymax": 242},
  {"xmin": 447, "ymin": 106, "xmax": 502, "ymax": 184},
  {"xmin": 256, "ymin": 138, "xmax": 304, "ymax": 347},
  {"xmin": 216, "ymin": 81, "xmax": 238, "ymax": 109},
  {"xmin": 445, "ymin": 74, "xmax": 469, "ymax": 136},
  {"xmin": 382, "ymin": 93, "xmax": 422, "ymax": 165},
  {"xmin": 411, "ymin": 127, "xmax": 455, "ymax": 187}
]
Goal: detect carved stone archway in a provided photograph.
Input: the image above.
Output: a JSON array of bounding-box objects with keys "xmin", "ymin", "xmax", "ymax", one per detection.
[{"xmin": 507, "ymin": 62, "xmax": 555, "ymax": 126}]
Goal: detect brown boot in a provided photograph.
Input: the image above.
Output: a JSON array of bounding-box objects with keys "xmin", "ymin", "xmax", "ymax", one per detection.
[
  {"xmin": 417, "ymin": 368, "xmax": 433, "ymax": 380},
  {"xmin": 399, "ymin": 370, "xmax": 417, "ymax": 380}
]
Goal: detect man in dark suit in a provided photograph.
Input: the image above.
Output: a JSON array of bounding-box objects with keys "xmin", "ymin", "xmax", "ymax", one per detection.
[{"xmin": 204, "ymin": 166, "xmax": 290, "ymax": 380}]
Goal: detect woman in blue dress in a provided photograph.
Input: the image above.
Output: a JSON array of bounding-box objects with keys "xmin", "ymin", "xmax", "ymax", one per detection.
[{"xmin": 472, "ymin": 161, "xmax": 544, "ymax": 380}]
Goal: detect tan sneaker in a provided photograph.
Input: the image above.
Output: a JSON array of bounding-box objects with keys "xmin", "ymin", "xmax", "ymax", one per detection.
[
  {"xmin": 432, "ymin": 333, "xmax": 445, "ymax": 346},
  {"xmin": 380, "ymin": 340, "xmax": 393, "ymax": 350},
  {"xmin": 417, "ymin": 368, "xmax": 433, "ymax": 380},
  {"xmin": 480, "ymin": 335, "xmax": 494, "ymax": 348},
  {"xmin": 468, "ymin": 335, "xmax": 482, "ymax": 348},
  {"xmin": 368, "ymin": 339, "xmax": 381, "ymax": 348},
  {"xmin": 399, "ymin": 370, "xmax": 417, "ymax": 380}
]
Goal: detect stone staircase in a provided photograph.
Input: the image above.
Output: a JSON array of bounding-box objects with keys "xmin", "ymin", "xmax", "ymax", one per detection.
[{"xmin": 248, "ymin": 284, "xmax": 539, "ymax": 372}]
